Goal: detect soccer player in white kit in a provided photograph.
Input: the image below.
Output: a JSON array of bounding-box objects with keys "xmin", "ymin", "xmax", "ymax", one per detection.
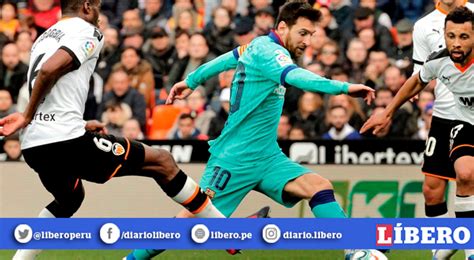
[
  {"xmin": 0, "ymin": 1, "xmax": 225, "ymax": 259},
  {"xmin": 411, "ymin": 1, "xmax": 474, "ymax": 258},
  {"xmin": 361, "ymin": 6, "xmax": 474, "ymax": 259}
]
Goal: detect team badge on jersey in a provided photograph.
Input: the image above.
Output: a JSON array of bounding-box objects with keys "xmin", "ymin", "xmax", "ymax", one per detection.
[
  {"xmin": 112, "ymin": 143, "xmax": 125, "ymax": 156},
  {"xmin": 275, "ymin": 50, "xmax": 292, "ymax": 67},
  {"xmin": 83, "ymin": 41, "xmax": 95, "ymax": 56},
  {"xmin": 205, "ymin": 188, "xmax": 216, "ymax": 199}
]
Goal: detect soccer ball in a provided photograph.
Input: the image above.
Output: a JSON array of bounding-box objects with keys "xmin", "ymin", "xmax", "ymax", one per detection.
[{"xmin": 350, "ymin": 249, "xmax": 388, "ymax": 260}]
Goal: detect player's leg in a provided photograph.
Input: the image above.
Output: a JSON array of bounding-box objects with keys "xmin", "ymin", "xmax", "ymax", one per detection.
[
  {"xmin": 450, "ymin": 122, "xmax": 474, "ymax": 259},
  {"xmin": 124, "ymin": 156, "xmax": 257, "ymax": 260},
  {"xmin": 258, "ymin": 152, "xmax": 345, "ymax": 218},
  {"xmin": 422, "ymin": 117, "xmax": 457, "ymax": 259},
  {"xmin": 14, "ymin": 146, "xmax": 86, "ymax": 259}
]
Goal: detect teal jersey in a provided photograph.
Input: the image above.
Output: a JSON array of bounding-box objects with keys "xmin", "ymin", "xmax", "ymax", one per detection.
[
  {"xmin": 186, "ymin": 31, "xmax": 349, "ymax": 164},
  {"xmin": 208, "ymin": 34, "xmax": 293, "ymax": 163}
]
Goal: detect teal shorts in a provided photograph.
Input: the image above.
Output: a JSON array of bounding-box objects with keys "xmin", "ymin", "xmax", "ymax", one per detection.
[{"xmin": 199, "ymin": 151, "xmax": 312, "ymax": 217}]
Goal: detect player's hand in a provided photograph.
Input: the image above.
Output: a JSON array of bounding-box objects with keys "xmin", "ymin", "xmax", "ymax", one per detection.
[
  {"xmin": 85, "ymin": 120, "xmax": 108, "ymax": 135},
  {"xmin": 360, "ymin": 111, "xmax": 391, "ymax": 135},
  {"xmin": 166, "ymin": 81, "xmax": 193, "ymax": 105},
  {"xmin": 347, "ymin": 84, "xmax": 375, "ymax": 105},
  {"xmin": 0, "ymin": 113, "xmax": 27, "ymax": 136}
]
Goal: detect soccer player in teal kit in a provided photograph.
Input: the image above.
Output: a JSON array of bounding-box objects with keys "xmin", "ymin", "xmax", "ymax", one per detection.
[{"xmin": 126, "ymin": 1, "xmax": 374, "ymax": 259}]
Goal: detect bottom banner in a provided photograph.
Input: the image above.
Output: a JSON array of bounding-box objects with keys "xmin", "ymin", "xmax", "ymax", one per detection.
[{"xmin": 1, "ymin": 218, "xmax": 472, "ymax": 249}]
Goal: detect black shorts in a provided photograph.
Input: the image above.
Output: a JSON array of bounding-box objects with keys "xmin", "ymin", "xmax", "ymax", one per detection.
[
  {"xmin": 23, "ymin": 131, "xmax": 145, "ymax": 187},
  {"xmin": 449, "ymin": 120, "xmax": 474, "ymax": 163},
  {"xmin": 421, "ymin": 116, "xmax": 456, "ymax": 180}
]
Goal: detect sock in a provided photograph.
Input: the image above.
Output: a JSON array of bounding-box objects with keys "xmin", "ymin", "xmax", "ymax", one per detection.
[
  {"xmin": 425, "ymin": 202, "xmax": 449, "ymax": 217},
  {"xmin": 309, "ymin": 189, "xmax": 346, "ymax": 218},
  {"xmin": 160, "ymin": 170, "xmax": 224, "ymax": 218},
  {"xmin": 454, "ymin": 195, "xmax": 474, "ymax": 218},
  {"xmin": 454, "ymin": 195, "xmax": 474, "ymax": 258},
  {"xmin": 125, "ymin": 249, "xmax": 165, "ymax": 260},
  {"xmin": 13, "ymin": 208, "xmax": 55, "ymax": 260}
]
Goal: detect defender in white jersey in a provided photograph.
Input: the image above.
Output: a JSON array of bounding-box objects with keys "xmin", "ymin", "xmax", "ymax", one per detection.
[
  {"xmin": 0, "ymin": 1, "xmax": 225, "ymax": 259},
  {"xmin": 362, "ymin": 7, "xmax": 474, "ymax": 259}
]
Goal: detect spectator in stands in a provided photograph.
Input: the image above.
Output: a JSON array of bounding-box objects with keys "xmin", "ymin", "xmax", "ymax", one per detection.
[
  {"xmin": 357, "ymin": 27, "xmax": 377, "ymax": 53},
  {"xmin": 18, "ymin": 13, "xmax": 37, "ymax": 41},
  {"xmin": 0, "ymin": 133, "xmax": 23, "ymax": 161},
  {"xmin": 290, "ymin": 92, "xmax": 325, "ymax": 138},
  {"xmin": 288, "ymin": 124, "xmax": 307, "ymax": 140},
  {"xmin": 392, "ymin": 18, "xmax": 414, "ymax": 75},
  {"xmin": 122, "ymin": 28, "xmax": 145, "ymax": 50},
  {"xmin": 359, "ymin": 0, "xmax": 392, "ymax": 29},
  {"xmin": 122, "ymin": 118, "xmax": 145, "ymax": 140},
  {"xmin": 253, "ymin": 7, "xmax": 274, "ymax": 36},
  {"xmin": 414, "ymin": 102, "xmax": 433, "ymax": 140},
  {"xmin": 203, "ymin": 6, "xmax": 236, "ymax": 56},
  {"xmin": 234, "ymin": 17, "xmax": 257, "ymax": 46},
  {"xmin": 384, "ymin": 66, "xmax": 407, "ymax": 94},
  {"xmin": 302, "ymin": 25, "xmax": 328, "ymax": 66},
  {"xmin": 0, "ymin": 89, "xmax": 16, "ymax": 118},
  {"xmin": 96, "ymin": 27, "xmax": 121, "ymax": 81},
  {"xmin": 121, "ymin": 9, "xmax": 143, "ymax": 35},
  {"xmin": 171, "ymin": 113, "xmax": 208, "ymax": 140},
  {"xmin": 318, "ymin": 40, "xmax": 341, "ymax": 73},
  {"xmin": 373, "ymin": 87, "xmax": 416, "ymax": 138},
  {"xmin": 109, "ymin": 47, "xmax": 155, "ymax": 111},
  {"xmin": 101, "ymin": 0, "xmax": 138, "ymax": 27},
  {"xmin": 342, "ymin": 38, "xmax": 367, "ymax": 84},
  {"xmin": 98, "ymin": 12, "xmax": 109, "ymax": 31},
  {"xmin": 168, "ymin": 7, "xmax": 199, "ymax": 34},
  {"xmin": 305, "ymin": 62, "xmax": 326, "ymax": 77},
  {"xmin": 208, "ymin": 87, "xmax": 230, "ymax": 140},
  {"xmin": 318, "ymin": 5, "xmax": 340, "ymax": 41},
  {"xmin": 0, "ymin": 2, "xmax": 20, "ymax": 41},
  {"xmin": 98, "ymin": 69, "xmax": 147, "ymax": 132},
  {"xmin": 100, "ymin": 100, "xmax": 133, "ymax": 137},
  {"xmin": 186, "ymin": 87, "xmax": 215, "ymax": 135},
  {"xmin": 329, "ymin": 66, "xmax": 350, "ymax": 82},
  {"xmin": 365, "ymin": 49, "xmax": 390, "ymax": 88},
  {"xmin": 0, "ymin": 43, "xmax": 28, "ymax": 103},
  {"xmin": 329, "ymin": 0, "xmax": 354, "ymax": 31},
  {"xmin": 341, "ymin": 7, "xmax": 394, "ymax": 57},
  {"xmin": 145, "ymin": 27, "xmax": 176, "ymax": 92},
  {"xmin": 248, "ymin": 0, "xmax": 272, "ymax": 19},
  {"xmin": 26, "ymin": 0, "xmax": 61, "ymax": 34},
  {"xmin": 277, "ymin": 113, "xmax": 292, "ymax": 140},
  {"xmin": 323, "ymin": 106, "xmax": 361, "ymax": 140},
  {"xmin": 174, "ymin": 29, "xmax": 190, "ymax": 60},
  {"xmin": 15, "ymin": 31, "xmax": 33, "ymax": 65},
  {"xmin": 417, "ymin": 89, "xmax": 435, "ymax": 115},
  {"xmin": 166, "ymin": 33, "xmax": 218, "ymax": 101},
  {"xmin": 327, "ymin": 94, "xmax": 366, "ymax": 131},
  {"xmin": 140, "ymin": 0, "xmax": 169, "ymax": 39}
]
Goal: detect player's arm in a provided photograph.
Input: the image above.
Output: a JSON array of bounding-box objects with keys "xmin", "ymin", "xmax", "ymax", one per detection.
[
  {"xmin": 23, "ymin": 50, "xmax": 77, "ymax": 124},
  {"xmin": 186, "ymin": 45, "xmax": 247, "ymax": 90},
  {"xmin": 360, "ymin": 72, "xmax": 428, "ymax": 134},
  {"xmin": 0, "ymin": 49, "xmax": 77, "ymax": 136}
]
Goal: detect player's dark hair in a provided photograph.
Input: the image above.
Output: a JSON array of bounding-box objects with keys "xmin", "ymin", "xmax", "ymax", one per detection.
[
  {"xmin": 445, "ymin": 6, "xmax": 474, "ymax": 28},
  {"xmin": 275, "ymin": 1, "xmax": 321, "ymax": 29},
  {"xmin": 61, "ymin": 0, "xmax": 96, "ymax": 14}
]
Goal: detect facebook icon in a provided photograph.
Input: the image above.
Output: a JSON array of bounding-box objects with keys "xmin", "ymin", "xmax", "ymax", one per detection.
[{"xmin": 100, "ymin": 223, "xmax": 120, "ymax": 244}]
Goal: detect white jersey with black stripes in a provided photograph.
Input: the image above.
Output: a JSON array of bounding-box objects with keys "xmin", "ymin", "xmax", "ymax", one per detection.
[
  {"xmin": 21, "ymin": 17, "xmax": 104, "ymax": 149},
  {"xmin": 412, "ymin": 2, "xmax": 474, "ymax": 120}
]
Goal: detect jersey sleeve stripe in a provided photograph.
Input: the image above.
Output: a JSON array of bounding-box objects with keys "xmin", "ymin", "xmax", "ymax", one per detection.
[
  {"xmin": 232, "ymin": 48, "xmax": 239, "ymax": 59},
  {"xmin": 280, "ymin": 65, "xmax": 298, "ymax": 86},
  {"xmin": 419, "ymin": 72, "xmax": 429, "ymax": 85},
  {"xmin": 59, "ymin": 46, "xmax": 81, "ymax": 70},
  {"xmin": 413, "ymin": 59, "xmax": 424, "ymax": 65}
]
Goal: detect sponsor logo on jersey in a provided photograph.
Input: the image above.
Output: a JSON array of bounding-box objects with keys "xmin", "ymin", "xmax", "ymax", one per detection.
[
  {"xmin": 84, "ymin": 41, "xmax": 95, "ymax": 56},
  {"xmin": 204, "ymin": 188, "xmax": 216, "ymax": 199},
  {"xmin": 112, "ymin": 143, "xmax": 125, "ymax": 156},
  {"xmin": 275, "ymin": 50, "xmax": 292, "ymax": 67},
  {"xmin": 459, "ymin": 96, "xmax": 474, "ymax": 107},
  {"xmin": 273, "ymin": 85, "xmax": 286, "ymax": 97}
]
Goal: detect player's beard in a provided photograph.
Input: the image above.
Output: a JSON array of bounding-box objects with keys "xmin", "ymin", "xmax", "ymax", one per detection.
[
  {"xmin": 449, "ymin": 48, "xmax": 472, "ymax": 64},
  {"xmin": 286, "ymin": 36, "xmax": 306, "ymax": 59}
]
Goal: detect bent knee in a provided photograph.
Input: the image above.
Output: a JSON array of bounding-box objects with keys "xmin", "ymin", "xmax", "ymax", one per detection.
[
  {"xmin": 298, "ymin": 174, "xmax": 334, "ymax": 198},
  {"xmin": 149, "ymin": 148, "xmax": 179, "ymax": 175}
]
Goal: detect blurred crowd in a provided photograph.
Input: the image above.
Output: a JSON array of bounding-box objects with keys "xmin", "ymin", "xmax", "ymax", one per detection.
[{"xmin": 0, "ymin": 0, "xmax": 442, "ymax": 157}]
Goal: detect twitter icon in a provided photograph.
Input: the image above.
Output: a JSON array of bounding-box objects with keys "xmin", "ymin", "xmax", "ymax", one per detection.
[{"xmin": 14, "ymin": 224, "xmax": 33, "ymax": 243}]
